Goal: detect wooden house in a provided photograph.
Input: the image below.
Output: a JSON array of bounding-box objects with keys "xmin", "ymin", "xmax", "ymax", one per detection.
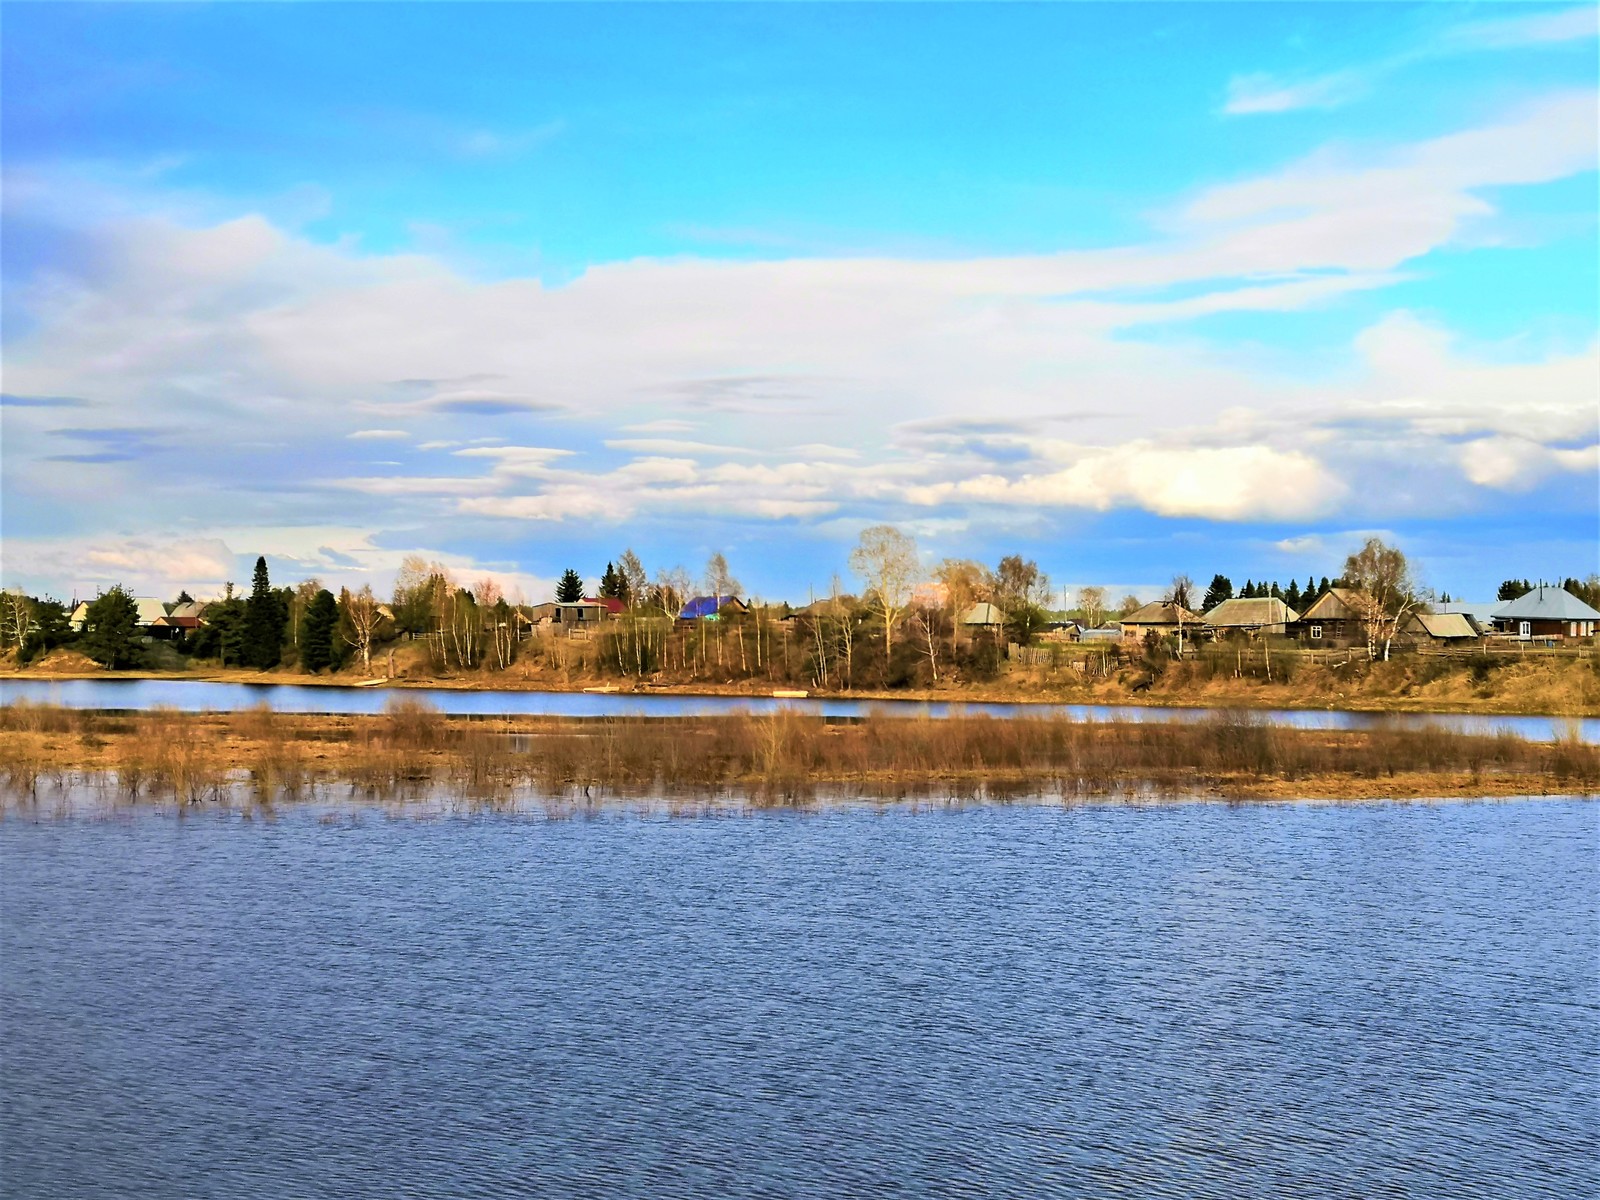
[
  {"xmin": 1292, "ymin": 589, "xmax": 1374, "ymax": 647},
  {"xmin": 1119, "ymin": 601, "xmax": 1203, "ymax": 645},
  {"xmin": 1202, "ymin": 597, "xmax": 1299, "ymax": 638}
]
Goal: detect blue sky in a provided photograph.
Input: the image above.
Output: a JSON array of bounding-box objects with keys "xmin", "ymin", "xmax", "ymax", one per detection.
[{"xmin": 3, "ymin": 2, "xmax": 1596, "ymax": 605}]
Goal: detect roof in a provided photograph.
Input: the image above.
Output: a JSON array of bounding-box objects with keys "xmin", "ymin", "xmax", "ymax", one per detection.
[
  {"xmin": 1494, "ymin": 585, "xmax": 1600, "ymax": 622},
  {"xmin": 168, "ymin": 601, "xmax": 204, "ymax": 619},
  {"xmin": 1121, "ymin": 601, "xmax": 1201, "ymax": 626},
  {"xmin": 1203, "ymin": 597, "xmax": 1300, "ymax": 627},
  {"xmin": 153, "ymin": 614, "xmax": 202, "ymax": 630},
  {"xmin": 1299, "ymin": 588, "xmax": 1373, "ymax": 622},
  {"xmin": 1437, "ymin": 600, "xmax": 1500, "ymax": 625},
  {"xmin": 584, "ymin": 596, "xmax": 626, "ymax": 615},
  {"xmin": 678, "ymin": 595, "xmax": 743, "ymax": 619},
  {"xmin": 1410, "ymin": 612, "xmax": 1479, "ymax": 640},
  {"xmin": 961, "ymin": 602, "xmax": 1005, "ymax": 626},
  {"xmin": 133, "ymin": 597, "xmax": 166, "ymax": 626},
  {"xmin": 1079, "ymin": 627, "xmax": 1123, "ymax": 641}
]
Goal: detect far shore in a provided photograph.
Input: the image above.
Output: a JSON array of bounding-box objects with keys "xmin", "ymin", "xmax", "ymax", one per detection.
[{"xmin": 4, "ymin": 661, "xmax": 1597, "ymax": 720}]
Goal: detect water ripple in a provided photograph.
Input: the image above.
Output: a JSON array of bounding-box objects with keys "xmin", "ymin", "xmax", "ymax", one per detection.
[{"xmin": 2, "ymin": 800, "xmax": 1597, "ymax": 1198}]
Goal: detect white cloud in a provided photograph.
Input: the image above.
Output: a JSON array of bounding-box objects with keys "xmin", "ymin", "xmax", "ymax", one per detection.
[
  {"xmin": 905, "ymin": 443, "xmax": 1346, "ymax": 522},
  {"xmin": 1458, "ymin": 436, "xmax": 1600, "ymax": 491},
  {"xmin": 1225, "ymin": 6, "xmax": 1598, "ymax": 116},
  {"xmin": 1225, "ymin": 70, "xmax": 1368, "ymax": 115},
  {"xmin": 1, "ymin": 90, "xmax": 1594, "ymax": 588}
]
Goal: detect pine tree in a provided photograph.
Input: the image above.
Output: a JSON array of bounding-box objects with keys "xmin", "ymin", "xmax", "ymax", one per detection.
[
  {"xmin": 1319, "ymin": 576, "xmax": 1332, "ymax": 597},
  {"xmin": 1285, "ymin": 580, "xmax": 1302, "ymax": 610},
  {"xmin": 556, "ymin": 569, "xmax": 584, "ymax": 603},
  {"xmin": 1241, "ymin": 579, "xmax": 1254, "ymax": 599},
  {"xmin": 599, "ymin": 562, "xmax": 622, "ymax": 599},
  {"xmin": 1270, "ymin": 582, "xmax": 1282, "ymax": 600}
]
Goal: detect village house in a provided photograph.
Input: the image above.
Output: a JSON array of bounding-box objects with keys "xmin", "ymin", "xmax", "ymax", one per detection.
[
  {"xmin": 1119, "ymin": 601, "xmax": 1203, "ymax": 646},
  {"xmin": 1402, "ymin": 611, "xmax": 1482, "ymax": 645},
  {"xmin": 678, "ymin": 595, "xmax": 750, "ymax": 622},
  {"xmin": 1202, "ymin": 597, "xmax": 1299, "ymax": 639},
  {"xmin": 70, "ymin": 596, "xmax": 169, "ymax": 637},
  {"xmin": 1292, "ymin": 589, "xmax": 1374, "ymax": 647},
  {"xmin": 960, "ymin": 602, "xmax": 1005, "ymax": 632},
  {"xmin": 1490, "ymin": 586, "xmax": 1600, "ymax": 642}
]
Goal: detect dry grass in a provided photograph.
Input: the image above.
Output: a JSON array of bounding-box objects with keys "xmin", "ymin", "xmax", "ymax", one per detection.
[{"xmin": 1, "ymin": 699, "xmax": 1595, "ymax": 808}]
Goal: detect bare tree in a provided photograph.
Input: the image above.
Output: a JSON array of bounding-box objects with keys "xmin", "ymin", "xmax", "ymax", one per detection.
[
  {"xmin": 1165, "ymin": 574, "xmax": 1195, "ymax": 655},
  {"xmin": 1, "ymin": 589, "xmax": 33, "ymax": 648},
  {"xmin": 704, "ymin": 552, "xmax": 742, "ymax": 603},
  {"xmin": 474, "ymin": 578, "xmax": 515, "ymax": 670},
  {"xmin": 1342, "ymin": 537, "xmax": 1422, "ymax": 661},
  {"xmin": 1076, "ymin": 586, "xmax": 1106, "ymax": 629},
  {"xmin": 654, "ymin": 566, "xmax": 693, "ymax": 620},
  {"xmin": 1119, "ymin": 594, "xmax": 1142, "ymax": 617},
  {"xmin": 908, "ymin": 604, "xmax": 942, "ymax": 682},
  {"xmin": 617, "ymin": 549, "xmax": 648, "ymax": 609},
  {"xmin": 849, "ymin": 524, "xmax": 920, "ymax": 665},
  {"xmin": 340, "ymin": 585, "xmax": 383, "ymax": 673},
  {"xmin": 936, "ymin": 558, "xmax": 991, "ymax": 651}
]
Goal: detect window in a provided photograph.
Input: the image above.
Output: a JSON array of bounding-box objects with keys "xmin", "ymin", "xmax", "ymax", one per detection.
[
  {"xmin": 1310, "ymin": 625, "xmax": 1322, "ymax": 640},
  {"xmin": 1519, "ymin": 621, "xmax": 1531, "ymax": 639}
]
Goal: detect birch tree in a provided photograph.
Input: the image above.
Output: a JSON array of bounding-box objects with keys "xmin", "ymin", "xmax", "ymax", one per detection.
[
  {"xmin": 1, "ymin": 589, "xmax": 33, "ymax": 648},
  {"xmin": 1075, "ymin": 586, "xmax": 1106, "ymax": 629},
  {"xmin": 1342, "ymin": 537, "xmax": 1421, "ymax": 661},
  {"xmin": 340, "ymin": 585, "xmax": 383, "ymax": 673},
  {"xmin": 849, "ymin": 525, "xmax": 919, "ymax": 665}
]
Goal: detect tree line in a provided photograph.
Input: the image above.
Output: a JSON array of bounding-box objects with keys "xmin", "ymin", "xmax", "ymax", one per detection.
[{"xmin": 4, "ymin": 529, "xmax": 1596, "ymax": 677}]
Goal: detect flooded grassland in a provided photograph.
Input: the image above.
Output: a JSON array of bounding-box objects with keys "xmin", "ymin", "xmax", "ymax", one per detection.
[{"xmin": 3, "ymin": 700, "xmax": 1596, "ymax": 813}]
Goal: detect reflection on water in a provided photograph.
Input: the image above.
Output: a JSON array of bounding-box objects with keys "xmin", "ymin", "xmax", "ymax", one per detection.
[
  {"xmin": 3, "ymin": 799, "xmax": 1596, "ymax": 1198},
  {"xmin": 3, "ymin": 676, "xmax": 1595, "ymax": 743}
]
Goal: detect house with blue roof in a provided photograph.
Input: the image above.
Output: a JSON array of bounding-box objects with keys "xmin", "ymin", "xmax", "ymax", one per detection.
[{"xmin": 678, "ymin": 595, "xmax": 749, "ymax": 621}]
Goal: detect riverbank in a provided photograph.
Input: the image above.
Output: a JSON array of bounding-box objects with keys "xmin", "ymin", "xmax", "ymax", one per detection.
[
  {"xmin": 3, "ymin": 702, "xmax": 1594, "ymax": 806},
  {"xmin": 6, "ymin": 645, "xmax": 1598, "ymax": 718}
]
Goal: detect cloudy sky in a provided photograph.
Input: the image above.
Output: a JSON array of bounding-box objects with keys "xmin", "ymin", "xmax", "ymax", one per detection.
[{"xmin": 3, "ymin": 3, "xmax": 1596, "ymax": 605}]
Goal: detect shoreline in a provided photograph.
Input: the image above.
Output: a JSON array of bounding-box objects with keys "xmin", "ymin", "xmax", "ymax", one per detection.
[{"xmin": 5, "ymin": 665, "xmax": 1596, "ymax": 720}]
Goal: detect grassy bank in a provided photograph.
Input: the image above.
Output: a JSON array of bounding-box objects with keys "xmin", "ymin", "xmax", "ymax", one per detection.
[
  {"xmin": 2, "ymin": 700, "xmax": 1594, "ymax": 807},
  {"xmin": 7, "ymin": 639, "xmax": 1596, "ymax": 717}
]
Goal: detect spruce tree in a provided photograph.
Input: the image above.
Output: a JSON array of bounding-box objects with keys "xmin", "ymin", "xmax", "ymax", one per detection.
[
  {"xmin": 1285, "ymin": 580, "xmax": 1302, "ymax": 610},
  {"xmin": 80, "ymin": 586, "xmax": 140, "ymax": 669},
  {"xmin": 243, "ymin": 556, "xmax": 283, "ymax": 668},
  {"xmin": 1201, "ymin": 574, "xmax": 1233, "ymax": 611},
  {"xmin": 599, "ymin": 562, "xmax": 621, "ymax": 599},
  {"xmin": 555, "ymin": 569, "xmax": 584, "ymax": 603},
  {"xmin": 300, "ymin": 589, "xmax": 339, "ymax": 673}
]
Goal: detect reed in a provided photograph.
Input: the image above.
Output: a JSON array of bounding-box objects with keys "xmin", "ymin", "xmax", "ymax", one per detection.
[{"xmin": 1, "ymin": 703, "xmax": 1594, "ymax": 807}]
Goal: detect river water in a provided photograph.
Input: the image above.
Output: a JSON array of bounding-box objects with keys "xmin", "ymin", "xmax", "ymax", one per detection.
[
  {"xmin": 2, "ymin": 677, "xmax": 1595, "ymax": 742},
  {"xmin": 2, "ymin": 798, "xmax": 1596, "ymax": 1198}
]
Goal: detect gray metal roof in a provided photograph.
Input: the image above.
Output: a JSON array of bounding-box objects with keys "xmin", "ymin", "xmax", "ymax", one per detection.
[{"xmin": 1494, "ymin": 586, "xmax": 1600, "ymax": 621}]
